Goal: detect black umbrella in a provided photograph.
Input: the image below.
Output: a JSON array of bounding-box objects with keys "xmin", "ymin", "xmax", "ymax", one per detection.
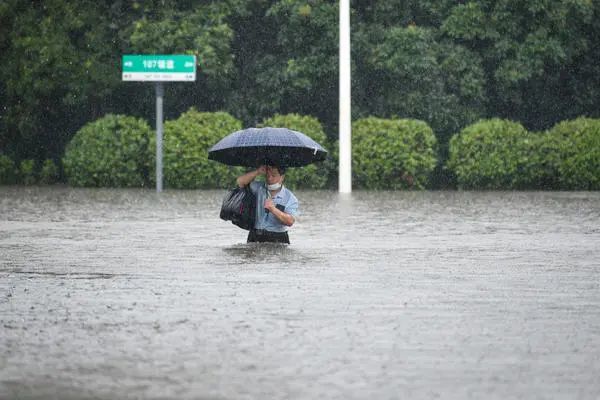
[{"xmin": 208, "ymin": 127, "xmax": 328, "ymax": 168}]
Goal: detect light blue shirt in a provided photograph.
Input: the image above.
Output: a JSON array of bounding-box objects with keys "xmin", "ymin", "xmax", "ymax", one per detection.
[{"xmin": 249, "ymin": 181, "xmax": 299, "ymax": 232}]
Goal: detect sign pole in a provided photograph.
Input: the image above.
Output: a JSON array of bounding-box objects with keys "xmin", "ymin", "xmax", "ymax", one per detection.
[
  {"xmin": 155, "ymin": 82, "xmax": 164, "ymax": 193},
  {"xmin": 122, "ymin": 54, "xmax": 196, "ymax": 193}
]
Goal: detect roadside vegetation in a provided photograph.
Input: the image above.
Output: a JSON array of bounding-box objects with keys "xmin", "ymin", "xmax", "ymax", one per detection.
[
  {"xmin": 1, "ymin": 1, "xmax": 598, "ymax": 189},
  {"xmin": 5, "ymin": 112, "xmax": 597, "ymax": 190}
]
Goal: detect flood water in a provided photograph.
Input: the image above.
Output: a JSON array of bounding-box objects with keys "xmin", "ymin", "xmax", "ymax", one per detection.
[{"xmin": 1, "ymin": 186, "xmax": 599, "ymax": 399}]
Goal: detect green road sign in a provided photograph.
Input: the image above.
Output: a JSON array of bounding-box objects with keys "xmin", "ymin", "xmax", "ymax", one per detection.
[{"xmin": 122, "ymin": 55, "xmax": 196, "ymax": 82}]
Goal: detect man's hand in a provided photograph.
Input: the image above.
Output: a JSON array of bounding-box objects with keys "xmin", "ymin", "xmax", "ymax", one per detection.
[
  {"xmin": 264, "ymin": 198, "xmax": 275, "ymax": 212},
  {"xmin": 263, "ymin": 199, "xmax": 294, "ymax": 226},
  {"xmin": 237, "ymin": 165, "xmax": 267, "ymax": 188}
]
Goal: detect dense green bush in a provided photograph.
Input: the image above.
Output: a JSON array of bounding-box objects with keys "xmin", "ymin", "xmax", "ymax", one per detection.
[
  {"xmin": 149, "ymin": 109, "xmax": 243, "ymax": 189},
  {"xmin": 19, "ymin": 159, "xmax": 36, "ymax": 185},
  {"xmin": 325, "ymin": 139, "xmax": 340, "ymax": 190},
  {"xmin": 63, "ymin": 114, "xmax": 152, "ymax": 187},
  {"xmin": 351, "ymin": 117, "xmax": 438, "ymax": 189},
  {"xmin": 1, "ymin": 156, "xmax": 59, "ymax": 185},
  {"xmin": 39, "ymin": 159, "xmax": 60, "ymax": 185},
  {"xmin": 0, "ymin": 154, "xmax": 17, "ymax": 184},
  {"xmin": 546, "ymin": 118, "xmax": 600, "ymax": 190},
  {"xmin": 446, "ymin": 119, "xmax": 547, "ymax": 189},
  {"xmin": 259, "ymin": 113, "xmax": 331, "ymax": 189}
]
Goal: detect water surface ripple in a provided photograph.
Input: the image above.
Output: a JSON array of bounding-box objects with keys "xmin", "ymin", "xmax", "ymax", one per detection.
[{"xmin": 1, "ymin": 186, "xmax": 599, "ymax": 399}]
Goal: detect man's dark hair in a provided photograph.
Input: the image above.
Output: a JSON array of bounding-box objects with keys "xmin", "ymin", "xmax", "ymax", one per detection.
[{"xmin": 269, "ymin": 164, "xmax": 286, "ymax": 175}]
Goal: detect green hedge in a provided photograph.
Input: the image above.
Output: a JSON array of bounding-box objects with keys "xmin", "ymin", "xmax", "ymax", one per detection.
[
  {"xmin": 0, "ymin": 154, "xmax": 16, "ymax": 184},
  {"xmin": 351, "ymin": 117, "xmax": 438, "ymax": 189},
  {"xmin": 259, "ymin": 113, "xmax": 331, "ymax": 189},
  {"xmin": 446, "ymin": 117, "xmax": 600, "ymax": 189},
  {"xmin": 447, "ymin": 118, "xmax": 543, "ymax": 189},
  {"xmin": 148, "ymin": 109, "xmax": 243, "ymax": 189},
  {"xmin": 0, "ymin": 155, "xmax": 59, "ymax": 185},
  {"xmin": 546, "ymin": 117, "xmax": 600, "ymax": 190},
  {"xmin": 19, "ymin": 159, "xmax": 36, "ymax": 185},
  {"xmin": 52, "ymin": 112, "xmax": 600, "ymax": 190},
  {"xmin": 63, "ymin": 114, "xmax": 152, "ymax": 187},
  {"xmin": 39, "ymin": 159, "xmax": 60, "ymax": 185}
]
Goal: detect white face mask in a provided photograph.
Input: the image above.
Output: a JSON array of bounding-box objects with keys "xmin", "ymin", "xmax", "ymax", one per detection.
[{"xmin": 267, "ymin": 182, "xmax": 282, "ymax": 191}]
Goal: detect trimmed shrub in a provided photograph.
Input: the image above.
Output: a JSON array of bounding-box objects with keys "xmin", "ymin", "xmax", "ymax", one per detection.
[
  {"xmin": 19, "ymin": 159, "xmax": 36, "ymax": 185},
  {"xmin": 325, "ymin": 139, "xmax": 339, "ymax": 190},
  {"xmin": 447, "ymin": 118, "xmax": 543, "ymax": 189},
  {"xmin": 259, "ymin": 113, "xmax": 331, "ymax": 189},
  {"xmin": 63, "ymin": 114, "xmax": 152, "ymax": 187},
  {"xmin": 39, "ymin": 159, "xmax": 60, "ymax": 185},
  {"xmin": 148, "ymin": 109, "xmax": 243, "ymax": 189},
  {"xmin": 0, "ymin": 154, "xmax": 17, "ymax": 184},
  {"xmin": 546, "ymin": 117, "xmax": 600, "ymax": 190},
  {"xmin": 352, "ymin": 117, "xmax": 438, "ymax": 189}
]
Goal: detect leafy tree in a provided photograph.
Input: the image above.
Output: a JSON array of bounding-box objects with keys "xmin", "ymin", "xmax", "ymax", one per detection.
[
  {"xmin": 441, "ymin": 0, "xmax": 600, "ymax": 130},
  {"xmin": 127, "ymin": 1, "xmax": 238, "ymax": 116},
  {"xmin": 0, "ymin": 0, "xmax": 239, "ymax": 164},
  {"xmin": 0, "ymin": 154, "xmax": 16, "ymax": 185},
  {"xmin": 226, "ymin": 1, "xmax": 339, "ymax": 133},
  {"xmin": 2, "ymin": 0, "xmax": 599, "ymax": 190},
  {"xmin": 0, "ymin": 1, "xmax": 147, "ymax": 163},
  {"xmin": 354, "ymin": 24, "xmax": 485, "ymax": 143},
  {"xmin": 352, "ymin": 0, "xmax": 456, "ymax": 28}
]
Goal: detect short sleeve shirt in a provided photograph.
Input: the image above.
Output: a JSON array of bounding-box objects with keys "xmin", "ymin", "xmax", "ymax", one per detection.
[{"xmin": 249, "ymin": 181, "xmax": 299, "ymax": 233}]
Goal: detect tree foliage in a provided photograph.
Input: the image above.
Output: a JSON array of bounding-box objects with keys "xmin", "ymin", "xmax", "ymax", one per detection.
[
  {"xmin": 441, "ymin": 0, "xmax": 600, "ymax": 129},
  {"xmin": 354, "ymin": 24, "xmax": 485, "ymax": 143},
  {"xmin": 0, "ymin": 154, "xmax": 16, "ymax": 185},
  {"xmin": 1, "ymin": 0, "xmax": 599, "ymax": 189},
  {"xmin": 1, "ymin": 1, "xmax": 131, "ymax": 161}
]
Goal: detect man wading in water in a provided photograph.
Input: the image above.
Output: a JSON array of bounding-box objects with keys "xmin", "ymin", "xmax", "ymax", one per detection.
[{"xmin": 236, "ymin": 165, "xmax": 299, "ymax": 244}]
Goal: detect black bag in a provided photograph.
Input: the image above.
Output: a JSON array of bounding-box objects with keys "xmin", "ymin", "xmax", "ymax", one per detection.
[{"xmin": 219, "ymin": 186, "xmax": 256, "ymax": 230}]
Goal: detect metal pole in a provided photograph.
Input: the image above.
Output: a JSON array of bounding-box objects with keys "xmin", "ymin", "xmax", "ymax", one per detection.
[
  {"xmin": 339, "ymin": 0, "xmax": 352, "ymax": 193},
  {"xmin": 155, "ymin": 82, "xmax": 164, "ymax": 193}
]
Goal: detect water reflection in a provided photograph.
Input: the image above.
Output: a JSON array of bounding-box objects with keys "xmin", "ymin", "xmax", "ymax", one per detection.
[
  {"xmin": 8, "ymin": 270, "xmax": 121, "ymax": 280},
  {"xmin": 220, "ymin": 243, "xmax": 319, "ymax": 266}
]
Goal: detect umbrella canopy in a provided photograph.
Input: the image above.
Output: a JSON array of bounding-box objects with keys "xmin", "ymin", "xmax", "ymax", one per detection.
[{"xmin": 208, "ymin": 127, "xmax": 328, "ymax": 168}]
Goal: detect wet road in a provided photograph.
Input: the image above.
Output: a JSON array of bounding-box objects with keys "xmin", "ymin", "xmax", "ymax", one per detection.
[{"xmin": 1, "ymin": 186, "xmax": 599, "ymax": 399}]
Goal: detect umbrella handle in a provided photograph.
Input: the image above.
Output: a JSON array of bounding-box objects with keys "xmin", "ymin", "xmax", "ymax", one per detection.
[{"xmin": 265, "ymin": 187, "xmax": 271, "ymax": 214}]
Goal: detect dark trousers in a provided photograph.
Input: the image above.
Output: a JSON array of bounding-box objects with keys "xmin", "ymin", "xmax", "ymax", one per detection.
[{"xmin": 247, "ymin": 229, "xmax": 290, "ymax": 244}]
